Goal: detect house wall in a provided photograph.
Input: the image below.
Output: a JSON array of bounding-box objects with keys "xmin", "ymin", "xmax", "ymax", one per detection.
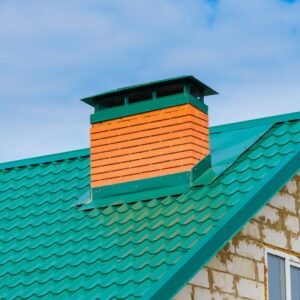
[{"xmin": 175, "ymin": 173, "xmax": 300, "ymax": 300}]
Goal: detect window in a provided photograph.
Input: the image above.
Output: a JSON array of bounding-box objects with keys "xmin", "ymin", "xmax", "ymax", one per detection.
[{"xmin": 266, "ymin": 248, "xmax": 300, "ymax": 300}]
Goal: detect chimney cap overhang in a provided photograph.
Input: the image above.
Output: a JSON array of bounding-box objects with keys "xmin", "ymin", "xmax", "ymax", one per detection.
[{"xmin": 81, "ymin": 75, "xmax": 218, "ymax": 108}]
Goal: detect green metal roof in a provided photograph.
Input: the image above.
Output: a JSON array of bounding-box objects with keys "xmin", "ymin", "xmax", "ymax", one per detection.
[{"xmin": 0, "ymin": 112, "xmax": 300, "ymax": 299}]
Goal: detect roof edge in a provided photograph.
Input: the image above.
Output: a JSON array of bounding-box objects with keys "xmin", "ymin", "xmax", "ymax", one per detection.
[
  {"xmin": 0, "ymin": 148, "xmax": 90, "ymax": 171},
  {"xmin": 211, "ymin": 111, "xmax": 300, "ymax": 134},
  {"xmin": 145, "ymin": 144, "xmax": 300, "ymax": 300}
]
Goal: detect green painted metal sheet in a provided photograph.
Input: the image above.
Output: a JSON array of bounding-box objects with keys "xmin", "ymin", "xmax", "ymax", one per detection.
[
  {"xmin": 82, "ymin": 75, "xmax": 218, "ymax": 107},
  {"xmin": 89, "ymin": 171, "xmax": 191, "ymax": 208},
  {"xmin": 90, "ymin": 93, "xmax": 208, "ymax": 123},
  {"xmin": 0, "ymin": 112, "xmax": 299, "ymax": 299},
  {"xmin": 193, "ymin": 123, "xmax": 272, "ymax": 185}
]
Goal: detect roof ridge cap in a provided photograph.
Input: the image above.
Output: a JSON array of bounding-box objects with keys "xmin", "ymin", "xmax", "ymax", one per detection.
[{"xmin": 211, "ymin": 111, "xmax": 300, "ymax": 134}]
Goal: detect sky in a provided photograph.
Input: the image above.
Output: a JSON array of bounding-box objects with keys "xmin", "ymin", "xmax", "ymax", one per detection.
[{"xmin": 0, "ymin": 0, "xmax": 300, "ymax": 162}]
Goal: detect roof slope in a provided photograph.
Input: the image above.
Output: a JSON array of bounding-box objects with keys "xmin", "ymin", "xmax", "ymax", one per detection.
[{"xmin": 0, "ymin": 113, "xmax": 300, "ymax": 299}]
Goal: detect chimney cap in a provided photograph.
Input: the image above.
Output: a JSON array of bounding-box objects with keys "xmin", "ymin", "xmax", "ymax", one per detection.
[{"xmin": 81, "ymin": 75, "xmax": 218, "ymax": 108}]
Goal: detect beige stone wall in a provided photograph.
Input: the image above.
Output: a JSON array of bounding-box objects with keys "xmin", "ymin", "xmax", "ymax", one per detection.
[{"xmin": 175, "ymin": 173, "xmax": 300, "ymax": 300}]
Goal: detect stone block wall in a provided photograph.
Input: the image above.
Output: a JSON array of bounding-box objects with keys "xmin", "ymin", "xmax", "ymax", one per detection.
[{"xmin": 175, "ymin": 173, "xmax": 300, "ymax": 300}]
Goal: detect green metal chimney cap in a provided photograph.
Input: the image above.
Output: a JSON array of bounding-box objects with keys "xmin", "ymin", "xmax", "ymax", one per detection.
[{"xmin": 81, "ymin": 75, "xmax": 218, "ymax": 108}]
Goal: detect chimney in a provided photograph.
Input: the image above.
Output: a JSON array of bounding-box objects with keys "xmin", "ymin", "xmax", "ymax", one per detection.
[{"xmin": 82, "ymin": 76, "xmax": 217, "ymax": 206}]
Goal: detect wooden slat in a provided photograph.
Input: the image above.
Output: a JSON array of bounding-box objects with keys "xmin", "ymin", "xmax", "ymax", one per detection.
[
  {"xmin": 91, "ymin": 113, "xmax": 208, "ymax": 142},
  {"xmin": 91, "ymin": 114, "xmax": 208, "ymax": 140},
  {"xmin": 91, "ymin": 106, "xmax": 183, "ymax": 133},
  {"xmin": 91, "ymin": 129, "xmax": 209, "ymax": 154},
  {"xmin": 91, "ymin": 142, "xmax": 207, "ymax": 166},
  {"xmin": 91, "ymin": 157, "xmax": 199, "ymax": 180},
  {"xmin": 91, "ymin": 105, "xmax": 188, "ymax": 133},
  {"xmin": 91, "ymin": 126, "xmax": 209, "ymax": 149},
  {"xmin": 91, "ymin": 150, "xmax": 202, "ymax": 173},
  {"xmin": 91, "ymin": 137, "xmax": 208, "ymax": 160},
  {"xmin": 91, "ymin": 125, "xmax": 208, "ymax": 148}
]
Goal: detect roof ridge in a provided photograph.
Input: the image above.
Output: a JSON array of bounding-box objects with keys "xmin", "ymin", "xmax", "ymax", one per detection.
[
  {"xmin": 0, "ymin": 148, "xmax": 90, "ymax": 171},
  {"xmin": 211, "ymin": 111, "xmax": 300, "ymax": 134}
]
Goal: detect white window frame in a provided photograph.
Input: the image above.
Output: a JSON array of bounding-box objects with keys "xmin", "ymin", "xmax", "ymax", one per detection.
[{"xmin": 266, "ymin": 247, "xmax": 300, "ymax": 300}]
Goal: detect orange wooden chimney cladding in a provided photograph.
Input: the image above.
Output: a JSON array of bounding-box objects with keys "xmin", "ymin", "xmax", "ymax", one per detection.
[{"xmin": 90, "ymin": 103, "xmax": 209, "ymax": 187}]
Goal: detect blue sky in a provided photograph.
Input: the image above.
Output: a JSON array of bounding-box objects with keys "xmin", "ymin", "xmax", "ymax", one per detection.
[{"xmin": 1, "ymin": 0, "xmax": 300, "ymax": 162}]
